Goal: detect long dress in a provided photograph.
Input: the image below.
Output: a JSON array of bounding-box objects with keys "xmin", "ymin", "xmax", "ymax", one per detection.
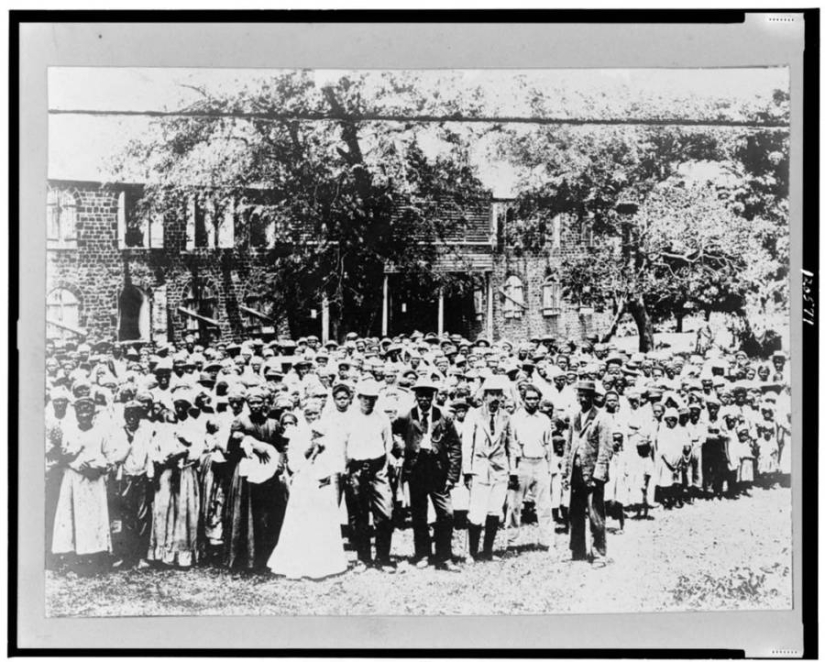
[
  {"xmin": 756, "ymin": 430, "xmax": 780, "ymax": 475},
  {"xmin": 604, "ymin": 449, "xmax": 630, "ymax": 506},
  {"xmin": 147, "ymin": 417, "xmax": 204, "ymax": 567},
  {"xmin": 654, "ymin": 425, "xmax": 689, "ymax": 502},
  {"xmin": 223, "ymin": 413, "xmax": 289, "ymax": 571},
  {"xmin": 267, "ymin": 426, "xmax": 348, "ymax": 579},
  {"xmin": 52, "ymin": 422, "xmax": 115, "ymax": 556},
  {"xmin": 198, "ymin": 411, "xmax": 233, "ymax": 555},
  {"xmin": 45, "ymin": 411, "xmax": 68, "ymax": 561}
]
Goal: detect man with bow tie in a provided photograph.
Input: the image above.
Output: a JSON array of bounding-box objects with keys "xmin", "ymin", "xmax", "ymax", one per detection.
[
  {"xmin": 392, "ymin": 378, "xmax": 462, "ymax": 571},
  {"xmin": 461, "ymin": 375, "xmax": 519, "ymax": 562},
  {"xmin": 563, "ymin": 380, "xmax": 613, "ymax": 567}
]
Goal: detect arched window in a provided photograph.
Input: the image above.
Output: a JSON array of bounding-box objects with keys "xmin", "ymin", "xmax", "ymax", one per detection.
[
  {"xmin": 46, "ymin": 288, "xmax": 81, "ymax": 339},
  {"xmin": 502, "ymin": 275, "xmax": 525, "ymax": 319},
  {"xmin": 47, "ymin": 189, "xmax": 77, "ymax": 248},
  {"xmin": 542, "ymin": 275, "xmax": 562, "ymax": 316}
]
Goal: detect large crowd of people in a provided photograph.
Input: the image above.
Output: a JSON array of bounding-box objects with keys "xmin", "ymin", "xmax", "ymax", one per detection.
[{"xmin": 44, "ymin": 329, "xmax": 792, "ymax": 579}]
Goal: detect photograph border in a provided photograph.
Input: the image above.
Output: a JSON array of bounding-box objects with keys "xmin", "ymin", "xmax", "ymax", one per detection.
[{"xmin": 10, "ymin": 8, "xmax": 818, "ymax": 657}]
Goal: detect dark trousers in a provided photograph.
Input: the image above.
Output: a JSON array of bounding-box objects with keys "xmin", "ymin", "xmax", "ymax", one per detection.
[
  {"xmin": 408, "ymin": 460, "xmax": 454, "ymax": 563},
  {"xmin": 569, "ymin": 462, "xmax": 606, "ymax": 561},
  {"xmin": 345, "ymin": 456, "xmax": 394, "ymax": 564},
  {"xmin": 108, "ymin": 473, "xmax": 153, "ymax": 567},
  {"xmin": 703, "ymin": 441, "xmax": 727, "ymax": 495}
]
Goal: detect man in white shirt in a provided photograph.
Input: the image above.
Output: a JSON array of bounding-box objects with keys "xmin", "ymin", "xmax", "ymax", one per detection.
[
  {"xmin": 505, "ymin": 384, "xmax": 555, "ymax": 551},
  {"xmin": 342, "ymin": 379, "xmax": 396, "ymax": 573}
]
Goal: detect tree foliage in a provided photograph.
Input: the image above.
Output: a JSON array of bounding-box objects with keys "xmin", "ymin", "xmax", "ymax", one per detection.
[
  {"xmin": 495, "ymin": 88, "xmax": 790, "ymax": 351},
  {"xmin": 114, "ymin": 71, "xmax": 489, "ymax": 336}
]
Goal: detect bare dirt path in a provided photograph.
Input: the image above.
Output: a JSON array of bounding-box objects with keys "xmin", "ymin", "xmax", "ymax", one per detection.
[{"xmin": 45, "ymin": 485, "xmax": 792, "ymax": 617}]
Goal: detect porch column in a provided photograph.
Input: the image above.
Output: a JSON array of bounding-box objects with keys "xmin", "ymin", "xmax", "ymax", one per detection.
[
  {"xmin": 321, "ymin": 293, "xmax": 330, "ymax": 343},
  {"xmin": 382, "ymin": 275, "xmax": 389, "ymax": 336},
  {"xmin": 437, "ymin": 287, "xmax": 445, "ymax": 336},
  {"xmin": 486, "ymin": 272, "xmax": 494, "ymax": 340}
]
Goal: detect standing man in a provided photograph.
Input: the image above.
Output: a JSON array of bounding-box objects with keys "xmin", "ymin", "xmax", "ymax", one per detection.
[
  {"xmin": 320, "ymin": 382, "xmax": 354, "ymax": 506},
  {"xmin": 343, "ymin": 379, "xmax": 396, "ymax": 573},
  {"xmin": 462, "ymin": 375, "xmax": 518, "ymax": 562},
  {"xmin": 392, "ymin": 378, "xmax": 462, "ymax": 571},
  {"xmin": 563, "ymin": 380, "xmax": 613, "ymax": 567},
  {"xmin": 505, "ymin": 384, "xmax": 555, "ymax": 551}
]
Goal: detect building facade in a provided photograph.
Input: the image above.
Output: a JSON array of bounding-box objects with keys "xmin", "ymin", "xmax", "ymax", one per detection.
[{"xmin": 46, "ymin": 180, "xmax": 612, "ymax": 345}]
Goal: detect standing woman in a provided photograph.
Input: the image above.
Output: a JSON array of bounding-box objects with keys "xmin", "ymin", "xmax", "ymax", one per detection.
[
  {"xmin": 654, "ymin": 408, "xmax": 687, "ymax": 509},
  {"xmin": 224, "ymin": 387, "xmax": 290, "ymax": 572},
  {"xmin": 52, "ymin": 396, "xmax": 119, "ymax": 575},
  {"xmin": 147, "ymin": 389, "xmax": 205, "ymax": 568},
  {"xmin": 45, "ymin": 386, "xmax": 71, "ymax": 569},
  {"xmin": 267, "ymin": 412, "xmax": 348, "ymax": 579}
]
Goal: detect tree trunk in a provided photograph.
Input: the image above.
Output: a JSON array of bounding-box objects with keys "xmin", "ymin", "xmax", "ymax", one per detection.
[
  {"xmin": 598, "ymin": 300, "xmax": 626, "ymax": 344},
  {"xmin": 675, "ymin": 314, "xmax": 684, "ymax": 333},
  {"xmin": 627, "ymin": 297, "xmax": 655, "ymax": 353}
]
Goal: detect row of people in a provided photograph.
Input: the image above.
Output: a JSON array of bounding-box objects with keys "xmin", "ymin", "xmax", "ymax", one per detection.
[{"xmin": 45, "ymin": 331, "xmax": 791, "ymax": 577}]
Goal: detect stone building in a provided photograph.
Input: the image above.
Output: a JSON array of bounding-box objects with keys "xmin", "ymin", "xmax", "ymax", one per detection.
[{"xmin": 46, "ymin": 179, "xmax": 612, "ymax": 345}]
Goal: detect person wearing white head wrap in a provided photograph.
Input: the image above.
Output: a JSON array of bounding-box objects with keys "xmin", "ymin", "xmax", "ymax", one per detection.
[{"xmin": 654, "ymin": 408, "xmax": 689, "ymax": 509}]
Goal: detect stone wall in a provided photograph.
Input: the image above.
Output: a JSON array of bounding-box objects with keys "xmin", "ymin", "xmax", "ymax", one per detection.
[{"xmin": 46, "ymin": 180, "xmax": 611, "ymax": 344}]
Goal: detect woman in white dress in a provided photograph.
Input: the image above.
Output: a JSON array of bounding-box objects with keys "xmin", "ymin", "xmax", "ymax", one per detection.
[
  {"xmin": 52, "ymin": 396, "xmax": 123, "ymax": 574},
  {"xmin": 267, "ymin": 412, "xmax": 348, "ymax": 580}
]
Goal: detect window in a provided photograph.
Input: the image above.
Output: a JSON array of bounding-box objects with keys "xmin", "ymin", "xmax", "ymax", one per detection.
[
  {"xmin": 242, "ymin": 204, "xmax": 279, "ymax": 249},
  {"xmin": 502, "ymin": 275, "xmax": 525, "ymax": 320},
  {"xmin": 473, "ymin": 285, "xmax": 485, "ymax": 321},
  {"xmin": 186, "ymin": 195, "xmax": 235, "ymax": 249},
  {"xmin": 581, "ymin": 220, "xmax": 595, "ymax": 247},
  {"xmin": 117, "ymin": 190, "xmax": 165, "ymax": 249},
  {"xmin": 47, "ymin": 189, "xmax": 77, "ymax": 248},
  {"xmin": 542, "ymin": 276, "xmax": 562, "ymax": 316},
  {"xmin": 551, "ymin": 215, "xmax": 562, "ymax": 249},
  {"xmin": 118, "ymin": 285, "xmax": 151, "ymax": 341},
  {"xmin": 181, "ymin": 280, "xmax": 219, "ymax": 337},
  {"xmin": 46, "ymin": 288, "xmax": 81, "ymax": 339},
  {"xmin": 242, "ymin": 288, "xmax": 278, "ymax": 336}
]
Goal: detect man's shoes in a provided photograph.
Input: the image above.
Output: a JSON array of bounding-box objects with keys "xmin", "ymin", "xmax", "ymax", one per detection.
[
  {"xmin": 376, "ymin": 560, "xmax": 397, "ymax": 574},
  {"xmin": 464, "ymin": 555, "xmax": 476, "ymax": 566},
  {"xmin": 591, "ymin": 558, "xmax": 612, "ymax": 569},
  {"xmin": 435, "ymin": 560, "xmax": 461, "ymax": 572},
  {"xmin": 413, "ymin": 557, "xmax": 430, "ymax": 570},
  {"xmin": 536, "ymin": 543, "xmax": 551, "ymax": 551},
  {"xmin": 352, "ymin": 560, "xmax": 369, "ymax": 574}
]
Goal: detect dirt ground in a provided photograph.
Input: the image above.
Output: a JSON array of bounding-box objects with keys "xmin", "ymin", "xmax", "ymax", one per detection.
[{"xmin": 45, "ymin": 484, "xmax": 792, "ymax": 617}]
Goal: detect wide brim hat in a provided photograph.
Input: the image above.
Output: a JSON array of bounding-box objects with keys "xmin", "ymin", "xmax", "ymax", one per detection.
[
  {"xmin": 355, "ymin": 379, "xmax": 382, "ymax": 397},
  {"xmin": 481, "ymin": 375, "xmax": 511, "ymax": 392},
  {"xmin": 411, "ymin": 377, "xmax": 440, "ymax": 393}
]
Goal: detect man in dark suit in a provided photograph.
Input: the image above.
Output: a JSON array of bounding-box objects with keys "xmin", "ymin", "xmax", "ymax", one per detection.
[
  {"xmin": 563, "ymin": 380, "xmax": 613, "ymax": 567},
  {"xmin": 392, "ymin": 378, "xmax": 462, "ymax": 571}
]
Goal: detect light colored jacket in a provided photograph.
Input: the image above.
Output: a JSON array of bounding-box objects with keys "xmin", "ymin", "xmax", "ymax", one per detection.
[{"xmin": 461, "ymin": 406, "xmax": 518, "ymax": 483}]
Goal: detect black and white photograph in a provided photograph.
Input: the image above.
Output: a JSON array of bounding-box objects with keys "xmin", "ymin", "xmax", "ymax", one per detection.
[{"xmin": 41, "ymin": 62, "xmax": 797, "ymax": 620}]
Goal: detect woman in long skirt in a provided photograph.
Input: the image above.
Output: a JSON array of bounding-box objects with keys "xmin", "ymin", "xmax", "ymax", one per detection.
[
  {"xmin": 267, "ymin": 413, "xmax": 347, "ymax": 579},
  {"xmin": 147, "ymin": 391, "xmax": 204, "ymax": 568},
  {"xmin": 654, "ymin": 408, "xmax": 688, "ymax": 509},
  {"xmin": 52, "ymin": 396, "xmax": 117, "ymax": 574}
]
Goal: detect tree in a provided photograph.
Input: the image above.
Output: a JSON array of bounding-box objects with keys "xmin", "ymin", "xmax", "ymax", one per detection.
[
  {"xmin": 495, "ymin": 90, "xmax": 789, "ymax": 351},
  {"xmin": 113, "ymin": 71, "xmax": 490, "ymax": 337}
]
